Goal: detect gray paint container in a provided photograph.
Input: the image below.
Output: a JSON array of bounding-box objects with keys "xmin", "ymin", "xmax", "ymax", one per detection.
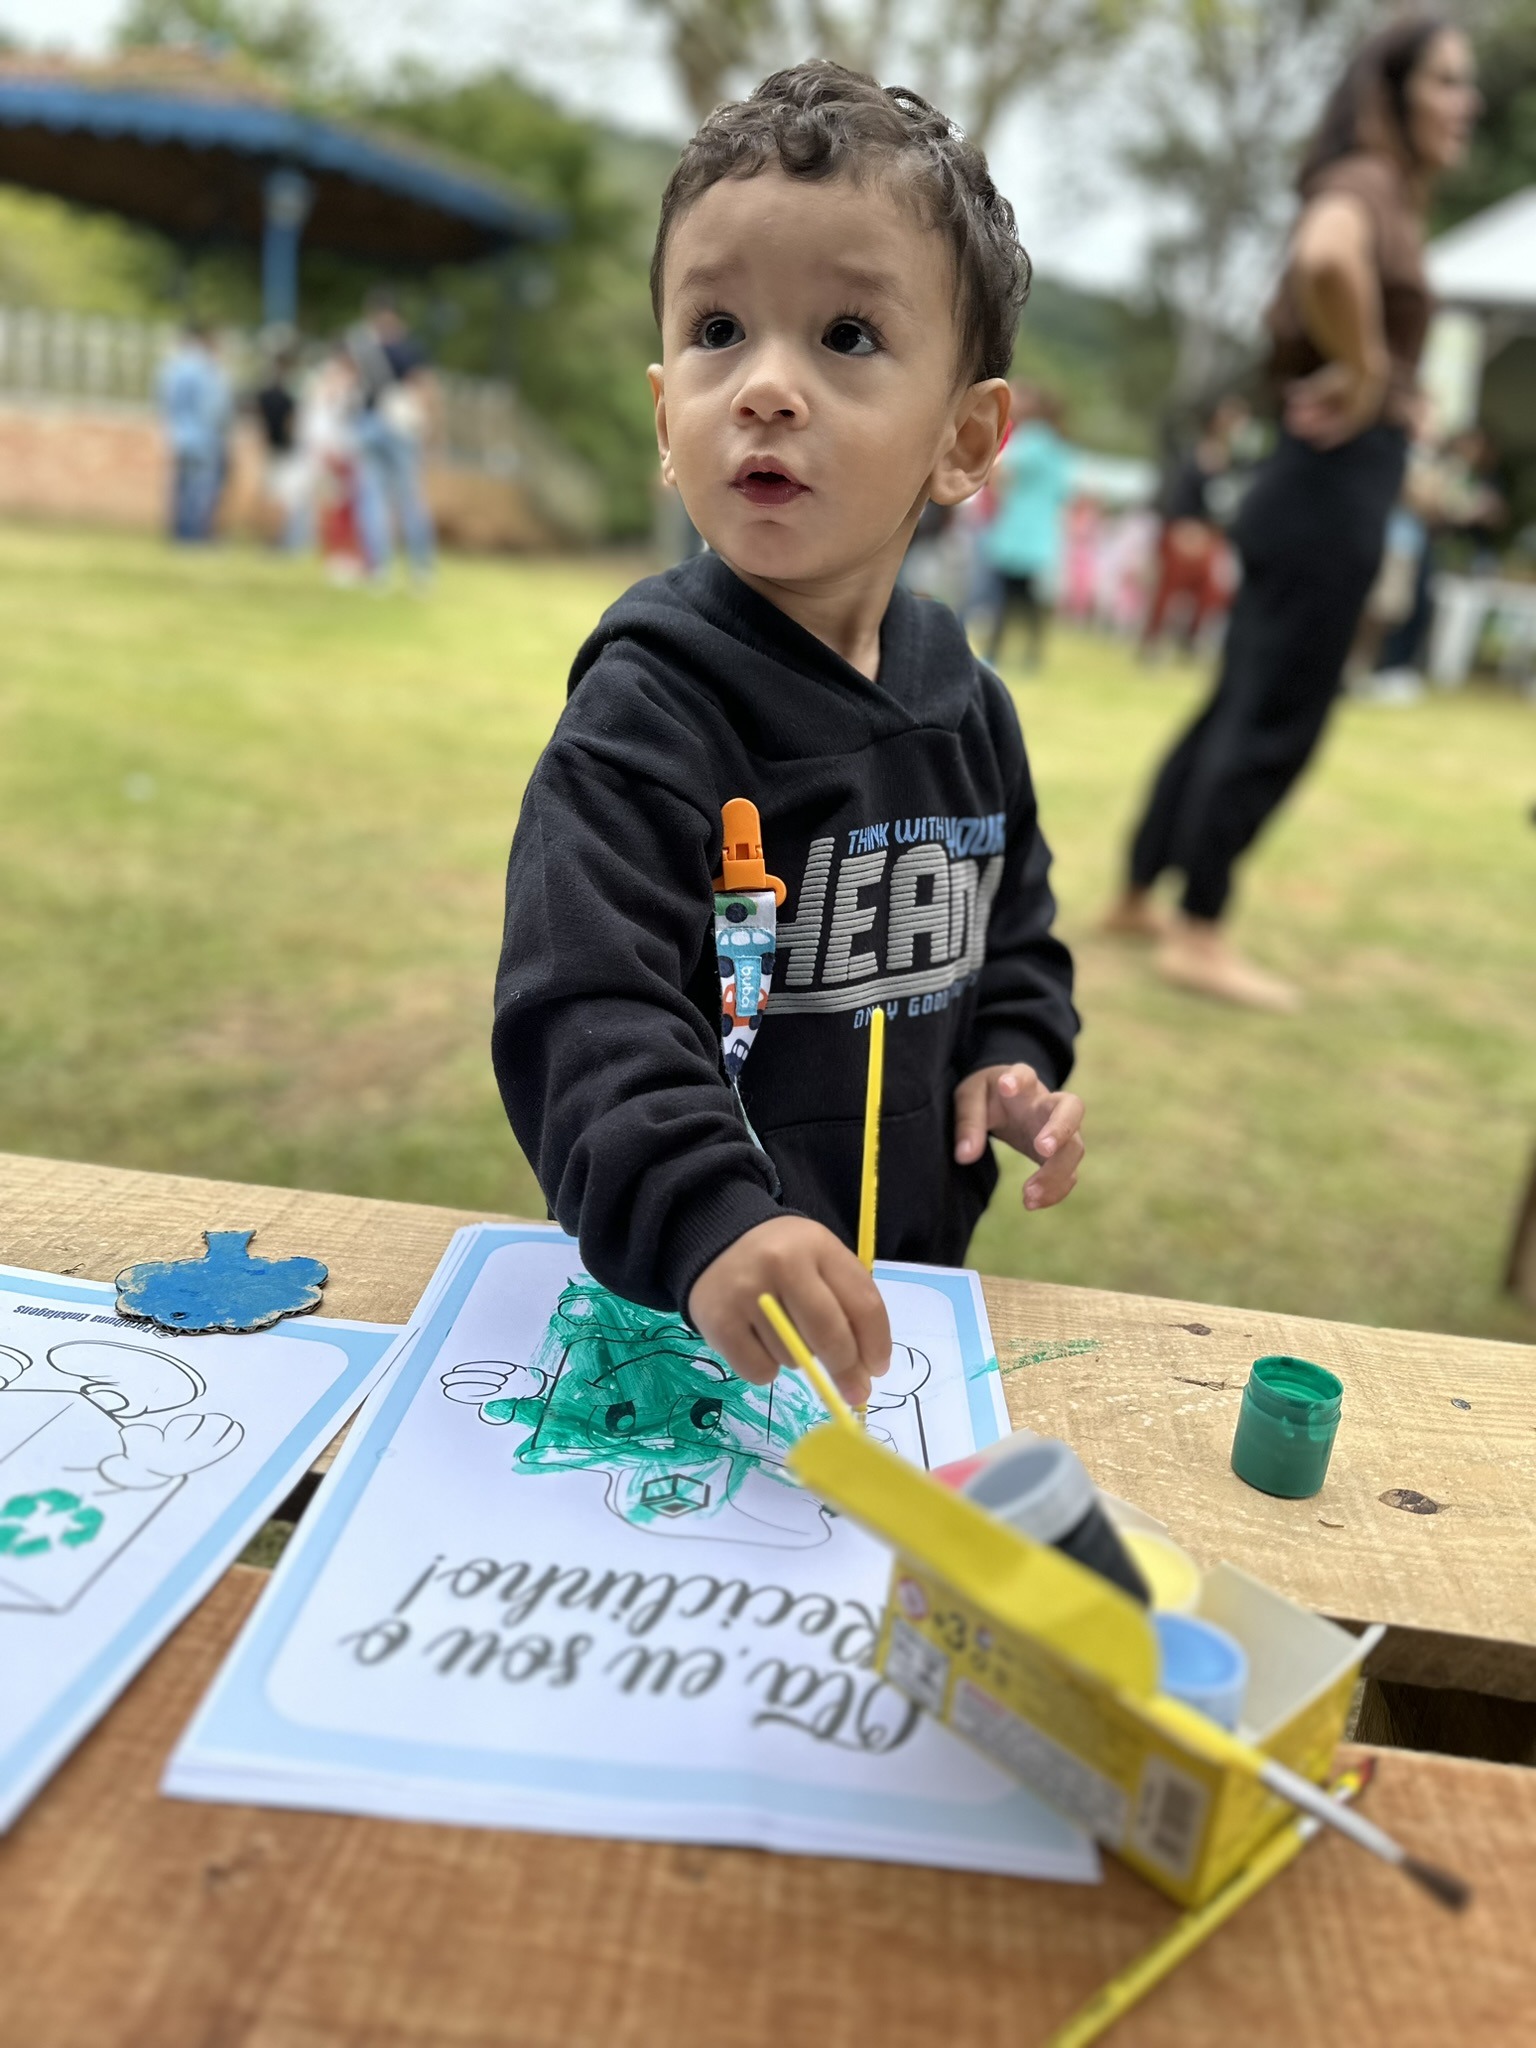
[{"xmin": 962, "ymin": 1436, "xmax": 1151, "ymax": 1605}]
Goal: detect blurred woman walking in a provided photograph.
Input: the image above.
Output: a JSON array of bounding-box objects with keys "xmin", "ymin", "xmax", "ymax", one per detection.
[{"xmin": 1105, "ymin": 16, "xmax": 1480, "ymax": 1009}]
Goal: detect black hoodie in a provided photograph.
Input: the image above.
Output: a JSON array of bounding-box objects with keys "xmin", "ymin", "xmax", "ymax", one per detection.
[{"xmin": 493, "ymin": 553, "xmax": 1077, "ymax": 1317}]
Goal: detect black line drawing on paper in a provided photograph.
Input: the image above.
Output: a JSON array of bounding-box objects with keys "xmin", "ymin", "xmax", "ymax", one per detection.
[
  {"xmin": 440, "ymin": 1276, "xmax": 931, "ymax": 1549},
  {"xmin": 0, "ymin": 1340, "xmax": 244, "ymax": 1612}
]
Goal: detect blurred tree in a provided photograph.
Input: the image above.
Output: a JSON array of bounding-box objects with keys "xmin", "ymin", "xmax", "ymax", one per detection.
[
  {"xmin": 368, "ymin": 68, "xmax": 671, "ymax": 535},
  {"xmin": 1436, "ymin": 0, "xmax": 1536, "ymax": 227},
  {"xmin": 1115, "ymin": 0, "xmax": 1374, "ymax": 412},
  {"xmin": 635, "ymin": 0, "xmax": 1141, "ymax": 141},
  {"xmin": 1011, "ymin": 276, "xmax": 1176, "ymax": 453},
  {"xmin": 109, "ymin": 1, "xmax": 669, "ymax": 531},
  {"xmin": 637, "ymin": 0, "xmax": 776, "ymax": 119},
  {"xmin": 116, "ymin": 0, "xmax": 337, "ymax": 88}
]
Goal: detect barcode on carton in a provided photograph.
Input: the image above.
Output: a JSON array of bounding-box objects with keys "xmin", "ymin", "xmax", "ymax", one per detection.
[
  {"xmin": 885, "ymin": 1617, "xmax": 951, "ymax": 1713},
  {"xmin": 950, "ymin": 1678, "xmax": 1128, "ymax": 1844},
  {"xmin": 1130, "ymin": 1755, "xmax": 1210, "ymax": 1881}
]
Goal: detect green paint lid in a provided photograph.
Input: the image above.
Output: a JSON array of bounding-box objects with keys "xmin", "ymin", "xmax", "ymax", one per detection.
[
  {"xmin": 1243, "ymin": 1355, "xmax": 1342, "ymax": 1424},
  {"xmin": 1230, "ymin": 1355, "xmax": 1343, "ymax": 1500}
]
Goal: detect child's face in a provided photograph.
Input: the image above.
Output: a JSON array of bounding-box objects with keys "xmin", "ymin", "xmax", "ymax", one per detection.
[{"xmin": 651, "ymin": 168, "xmax": 1003, "ymax": 589}]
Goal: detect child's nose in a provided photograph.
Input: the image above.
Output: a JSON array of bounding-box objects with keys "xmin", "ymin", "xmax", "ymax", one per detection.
[{"xmin": 731, "ymin": 348, "xmax": 805, "ymax": 426}]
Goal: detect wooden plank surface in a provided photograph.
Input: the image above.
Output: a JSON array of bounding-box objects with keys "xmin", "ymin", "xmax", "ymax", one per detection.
[
  {"xmin": 3, "ymin": 1564, "xmax": 1531, "ymax": 2048},
  {"xmin": 0, "ymin": 1148, "xmax": 505, "ymax": 1328},
  {"xmin": 2, "ymin": 1150, "xmax": 1533, "ymax": 1698},
  {"xmin": 980, "ymin": 1282, "xmax": 1536, "ymax": 1701}
]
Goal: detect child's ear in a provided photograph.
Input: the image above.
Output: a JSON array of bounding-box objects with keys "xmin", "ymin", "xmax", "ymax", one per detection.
[
  {"xmin": 648, "ymin": 364, "xmax": 676, "ymax": 487},
  {"xmin": 930, "ymin": 377, "xmax": 1011, "ymax": 505}
]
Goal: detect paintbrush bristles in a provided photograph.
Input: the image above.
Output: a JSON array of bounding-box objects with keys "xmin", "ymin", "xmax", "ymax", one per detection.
[
  {"xmin": 1403, "ymin": 1857, "xmax": 1472, "ymax": 1912},
  {"xmin": 1257, "ymin": 1756, "xmax": 1468, "ymax": 1909}
]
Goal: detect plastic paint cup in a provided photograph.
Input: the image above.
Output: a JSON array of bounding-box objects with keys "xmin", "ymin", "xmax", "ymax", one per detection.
[
  {"xmin": 1230, "ymin": 1355, "xmax": 1343, "ymax": 1500},
  {"xmin": 960, "ymin": 1435, "xmax": 1151, "ymax": 1605},
  {"xmin": 1153, "ymin": 1612, "xmax": 1249, "ymax": 1730},
  {"xmin": 1122, "ymin": 1530, "xmax": 1202, "ymax": 1613}
]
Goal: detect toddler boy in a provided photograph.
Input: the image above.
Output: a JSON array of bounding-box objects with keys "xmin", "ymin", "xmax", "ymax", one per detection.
[{"xmin": 495, "ymin": 61, "xmax": 1083, "ymax": 1403}]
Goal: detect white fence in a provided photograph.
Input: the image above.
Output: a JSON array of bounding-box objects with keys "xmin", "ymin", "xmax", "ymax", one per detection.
[
  {"xmin": 0, "ymin": 306, "xmax": 175, "ymax": 404},
  {"xmin": 0, "ymin": 304, "xmax": 604, "ymax": 540}
]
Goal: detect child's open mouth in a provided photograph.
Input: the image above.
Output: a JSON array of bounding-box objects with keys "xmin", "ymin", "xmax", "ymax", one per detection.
[{"xmin": 732, "ymin": 459, "xmax": 809, "ymax": 508}]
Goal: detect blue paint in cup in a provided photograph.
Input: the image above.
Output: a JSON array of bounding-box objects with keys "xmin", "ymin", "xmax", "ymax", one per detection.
[{"xmin": 1153, "ymin": 1612, "xmax": 1249, "ymax": 1730}]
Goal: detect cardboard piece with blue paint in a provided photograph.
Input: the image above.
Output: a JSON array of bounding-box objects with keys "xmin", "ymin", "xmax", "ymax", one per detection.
[{"xmin": 116, "ymin": 1229, "xmax": 328, "ymax": 1335}]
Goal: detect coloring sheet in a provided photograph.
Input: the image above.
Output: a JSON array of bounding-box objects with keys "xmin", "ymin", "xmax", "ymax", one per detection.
[
  {"xmin": 167, "ymin": 1225, "xmax": 1097, "ymax": 1882},
  {"xmin": 0, "ymin": 1262, "xmax": 397, "ymax": 1831}
]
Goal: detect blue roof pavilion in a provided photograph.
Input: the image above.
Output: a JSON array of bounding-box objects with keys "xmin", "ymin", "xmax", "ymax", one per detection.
[{"xmin": 0, "ymin": 52, "xmax": 563, "ymax": 325}]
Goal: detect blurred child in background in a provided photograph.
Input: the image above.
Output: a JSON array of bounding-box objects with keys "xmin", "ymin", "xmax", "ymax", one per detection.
[{"xmin": 982, "ymin": 384, "xmax": 1073, "ymax": 670}]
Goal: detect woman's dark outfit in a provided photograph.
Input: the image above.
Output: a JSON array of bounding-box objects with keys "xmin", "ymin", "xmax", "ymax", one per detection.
[{"xmin": 1127, "ymin": 154, "xmax": 1429, "ymax": 921}]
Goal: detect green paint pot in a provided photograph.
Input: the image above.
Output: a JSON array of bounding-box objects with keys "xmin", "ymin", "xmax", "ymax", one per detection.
[{"xmin": 1230, "ymin": 1355, "xmax": 1342, "ymax": 1499}]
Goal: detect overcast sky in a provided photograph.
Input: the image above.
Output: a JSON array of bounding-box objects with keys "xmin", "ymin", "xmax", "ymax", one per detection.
[{"xmin": 2, "ymin": 0, "xmax": 1159, "ymax": 293}]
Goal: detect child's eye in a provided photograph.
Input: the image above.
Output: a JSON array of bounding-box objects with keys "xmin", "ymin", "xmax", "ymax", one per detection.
[
  {"xmin": 823, "ymin": 318, "xmax": 880, "ymax": 357},
  {"xmin": 695, "ymin": 313, "xmax": 745, "ymax": 350}
]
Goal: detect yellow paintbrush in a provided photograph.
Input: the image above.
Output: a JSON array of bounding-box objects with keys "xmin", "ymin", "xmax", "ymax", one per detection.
[{"xmin": 1044, "ymin": 1763, "xmax": 1375, "ymax": 2047}]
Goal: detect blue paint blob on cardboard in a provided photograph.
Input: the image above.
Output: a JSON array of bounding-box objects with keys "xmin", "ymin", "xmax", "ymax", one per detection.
[{"xmin": 115, "ymin": 1230, "xmax": 328, "ymax": 1335}]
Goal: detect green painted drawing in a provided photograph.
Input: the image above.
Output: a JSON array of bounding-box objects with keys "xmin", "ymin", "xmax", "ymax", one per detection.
[{"xmin": 442, "ymin": 1277, "xmax": 932, "ymax": 1549}]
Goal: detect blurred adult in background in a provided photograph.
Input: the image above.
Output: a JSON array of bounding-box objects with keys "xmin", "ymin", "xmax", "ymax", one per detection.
[
  {"xmin": 1106, "ymin": 17, "xmax": 1480, "ymax": 1010},
  {"xmin": 983, "ymin": 384, "xmax": 1073, "ymax": 670},
  {"xmin": 1139, "ymin": 395, "xmax": 1250, "ymax": 661},
  {"xmin": 157, "ymin": 321, "xmax": 231, "ymax": 545},
  {"xmin": 1367, "ymin": 425, "xmax": 1508, "ymax": 696},
  {"xmin": 252, "ymin": 338, "xmax": 312, "ymax": 553},
  {"xmin": 899, "ymin": 496, "xmax": 959, "ymax": 605},
  {"xmin": 348, "ymin": 290, "xmax": 436, "ymax": 584},
  {"xmin": 1440, "ymin": 427, "xmax": 1509, "ymax": 571}
]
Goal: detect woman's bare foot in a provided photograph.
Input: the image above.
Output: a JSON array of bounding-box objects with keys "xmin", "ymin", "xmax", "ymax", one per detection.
[
  {"xmin": 1155, "ymin": 917, "xmax": 1301, "ymax": 1013},
  {"xmin": 1100, "ymin": 889, "xmax": 1170, "ymax": 941}
]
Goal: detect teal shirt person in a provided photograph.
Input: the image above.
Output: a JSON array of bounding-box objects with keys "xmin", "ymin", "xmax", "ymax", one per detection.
[{"xmin": 983, "ymin": 421, "xmax": 1074, "ymax": 586}]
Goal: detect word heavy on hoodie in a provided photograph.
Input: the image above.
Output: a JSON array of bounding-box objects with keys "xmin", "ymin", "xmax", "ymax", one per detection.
[{"xmin": 494, "ymin": 553, "xmax": 1078, "ymax": 1318}]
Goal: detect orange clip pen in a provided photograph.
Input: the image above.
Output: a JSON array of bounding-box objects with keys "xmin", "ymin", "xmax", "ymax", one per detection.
[{"xmin": 712, "ymin": 797, "xmax": 786, "ymax": 904}]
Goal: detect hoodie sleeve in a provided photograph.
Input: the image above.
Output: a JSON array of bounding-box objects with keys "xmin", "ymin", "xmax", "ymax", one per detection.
[
  {"xmin": 493, "ymin": 707, "xmax": 785, "ymax": 1318},
  {"xmin": 959, "ymin": 676, "xmax": 1079, "ymax": 1090}
]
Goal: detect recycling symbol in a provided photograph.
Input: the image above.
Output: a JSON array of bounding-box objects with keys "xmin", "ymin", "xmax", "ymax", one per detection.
[{"xmin": 0, "ymin": 1489, "xmax": 106, "ymax": 1558}]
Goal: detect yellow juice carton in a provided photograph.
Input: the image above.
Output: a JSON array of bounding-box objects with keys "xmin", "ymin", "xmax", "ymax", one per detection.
[{"xmin": 789, "ymin": 1421, "xmax": 1379, "ymax": 1906}]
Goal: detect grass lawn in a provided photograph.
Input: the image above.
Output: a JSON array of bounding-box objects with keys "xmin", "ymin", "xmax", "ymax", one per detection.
[{"xmin": 2, "ymin": 522, "xmax": 1532, "ymax": 1343}]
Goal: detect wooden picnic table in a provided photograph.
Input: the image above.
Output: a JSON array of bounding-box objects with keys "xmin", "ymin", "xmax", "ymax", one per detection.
[
  {"xmin": 4, "ymin": 1150, "xmax": 1532, "ymax": 1705},
  {"xmin": 3, "ymin": 1563, "xmax": 1532, "ymax": 2048},
  {"xmin": 1, "ymin": 1150, "xmax": 1534, "ymax": 2045}
]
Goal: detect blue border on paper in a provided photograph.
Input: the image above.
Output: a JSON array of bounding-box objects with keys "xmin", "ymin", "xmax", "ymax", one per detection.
[
  {"xmin": 0, "ymin": 1265, "xmax": 394, "ymax": 1826},
  {"xmin": 173, "ymin": 1229, "xmax": 1077, "ymax": 1858}
]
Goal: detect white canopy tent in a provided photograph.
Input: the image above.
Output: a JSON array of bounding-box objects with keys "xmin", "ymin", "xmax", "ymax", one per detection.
[
  {"xmin": 1421, "ymin": 187, "xmax": 1536, "ymax": 448},
  {"xmin": 1427, "ymin": 187, "xmax": 1536, "ymax": 312}
]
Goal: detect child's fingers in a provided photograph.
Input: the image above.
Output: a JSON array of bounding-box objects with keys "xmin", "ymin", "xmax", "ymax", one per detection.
[
  {"xmin": 950, "ymin": 1064, "xmax": 1011, "ymax": 1163},
  {"xmin": 737, "ymin": 1309, "xmax": 792, "ymax": 1385},
  {"xmin": 823, "ymin": 1251, "xmax": 892, "ymax": 1381},
  {"xmin": 994, "ymin": 1062, "xmax": 1045, "ymax": 1106},
  {"xmin": 833, "ymin": 1364, "xmax": 873, "ymax": 1409},
  {"xmin": 1024, "ymin": 1130, "xmax": 1084, "ymax": 1210},
  {"xmin": 1032, "ymin": 1091, "xmax": 1084, "ymax": 1162},
  {"xmin": 785, "ymin": 1270, "xmax": 870, "ymax": 1387},
  {"xmin": 952, "ymin": 1069, "xmax": 994, "ymax": 1164},
  {"xmin": 983, "ymin": 1064, "xmax": 1048, "ymax": 1144}
]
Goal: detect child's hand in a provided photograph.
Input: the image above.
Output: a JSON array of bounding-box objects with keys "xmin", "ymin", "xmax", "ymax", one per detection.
[
  {"xmin": 953, "ymin": 1063, "xmax": 1084, "ymax": 1212},
  {"xmin": 687, "ymin": 1217, "xmax": 890, "ymax": 1405}
]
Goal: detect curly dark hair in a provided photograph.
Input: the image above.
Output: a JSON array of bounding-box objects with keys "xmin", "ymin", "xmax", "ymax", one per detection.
[{"xmin": 650, "ymin": 59, "xmax": 1030, "ymax": 384}]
